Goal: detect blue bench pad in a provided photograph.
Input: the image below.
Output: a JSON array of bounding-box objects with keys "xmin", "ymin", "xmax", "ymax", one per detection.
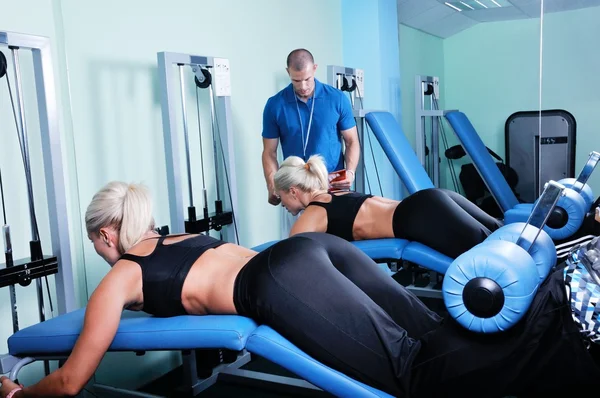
[{"xmin": 8, "ymin": 308, "xmax": 257, "ymax": 356}]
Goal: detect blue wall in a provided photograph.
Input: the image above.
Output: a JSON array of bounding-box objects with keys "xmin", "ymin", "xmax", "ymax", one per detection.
[{"xmin": 342, "ymin": 0, "xmax": 403, "ymax": 199}]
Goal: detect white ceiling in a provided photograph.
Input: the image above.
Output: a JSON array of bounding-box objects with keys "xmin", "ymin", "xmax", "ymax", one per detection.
[{"xmin": 399, "ymin": 0, "xmax": 600, "ymax": 38}]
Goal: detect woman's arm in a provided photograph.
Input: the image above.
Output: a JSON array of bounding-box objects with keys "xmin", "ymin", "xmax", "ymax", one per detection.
[
  {"xmin": 290, "ymin": 207, "xmax": 327, "ymax": 237},
  {"xmin": 14, "ymin": 262, "xmax": 141, "ymax": 397}
]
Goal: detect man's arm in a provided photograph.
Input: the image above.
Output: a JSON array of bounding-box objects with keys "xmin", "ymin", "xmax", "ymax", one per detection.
[
  {"xmin": 261, "ymin": 98, "xmax": 282, "ymax": 206},
  {"xmin": 330, "ymin": 126, "xmax": 360, "ymax": 190},
  {"xmin": 342, "ymin": 126, "xmax": 360, "ymax": 175},
  {"xmin": 330, "ymin": 92, "xmax": 360, "ymax": 190},
  {"xmin": 262, "ymin": 137, "xmax": 281, "ymax": 206}
]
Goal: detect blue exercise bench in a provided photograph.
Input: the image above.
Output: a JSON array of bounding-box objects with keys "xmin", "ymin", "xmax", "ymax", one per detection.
[
  {"xmin": 444, "ymin": 111, "xmax": 599, "ymax": 240},
  {"xmin": 365, "ymin": 110, "xmax": 598, "ymax": 241},
  {"xmin": 0, "ymin": 183, "xmax": 562, "ymax": 397}
]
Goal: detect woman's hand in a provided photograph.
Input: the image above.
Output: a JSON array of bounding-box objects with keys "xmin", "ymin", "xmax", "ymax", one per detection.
[{"xmin": 0, "ymin": 376, "xmax": 23, "ymax": 398}]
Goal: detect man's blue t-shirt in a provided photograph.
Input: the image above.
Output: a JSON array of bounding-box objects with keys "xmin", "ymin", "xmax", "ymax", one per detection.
[{"xmin": 262, "ymin": 78, "xmax": 356, "ymax": 173}]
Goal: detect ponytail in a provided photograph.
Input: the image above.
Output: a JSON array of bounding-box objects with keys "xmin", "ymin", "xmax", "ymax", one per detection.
[
  {"xmin": 85, "ymin": 181, "xmax": 155, "ymax": 253},
  {"xmin": 274, "ymin": 155, "xmax": 329, "ymax": 192}
]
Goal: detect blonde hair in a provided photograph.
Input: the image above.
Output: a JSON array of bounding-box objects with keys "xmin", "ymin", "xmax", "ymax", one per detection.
[
  {"xmin": 274, "ymin": 155, "xmax": 329, "ymax": 192},
  {"xmin": 85, "ymin": 181, "xmax": 155, "ymax": 253}
]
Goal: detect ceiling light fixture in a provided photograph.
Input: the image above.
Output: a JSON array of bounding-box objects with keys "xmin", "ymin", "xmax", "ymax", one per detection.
[
  {"xmin": 475, "ymin": 0, "xmax": 488, "ymax": 8},
  {"xmin": 444, "ymin": 2, "xmax": 463, "ymax": 11},
  {"xmin": 491, "ymin": 0, "xmax": 502, "ymax": 7},
  {"xmin": 460, "ymin": 1, "xmax": 475, "ymax": 10}
]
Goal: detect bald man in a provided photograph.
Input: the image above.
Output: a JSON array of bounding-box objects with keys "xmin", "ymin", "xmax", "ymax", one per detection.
[{"xmin": 261, "ymin": 49, "xmax": 360, "ymax": 236}]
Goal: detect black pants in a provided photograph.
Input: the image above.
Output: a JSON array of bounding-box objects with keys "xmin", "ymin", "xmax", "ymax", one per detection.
[
  {"xmin": 235, "ymin": 232, "xmax": 442, "ymax": 396},
  {"xmin": 234, "ymin": 233, "xmax": 600, "ymax": 397},
  {"xmin": 393, "ymin": 188, "xmax": 504, "ymax": 258}
]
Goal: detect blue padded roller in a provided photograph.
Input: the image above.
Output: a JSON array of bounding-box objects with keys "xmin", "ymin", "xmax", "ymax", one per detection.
[
  {"xmin": 550, "ymin": 189, "xmax": 587, "ymax": 240},
  {"xmin": 504, "ymin": 189, "xmax": 586, "ymax": 241},
  {"xmin": 485, "ymin": 222, "xmax": 557, "ymax": 281},
  {"xmin": 247, "ymin": 326, "xmax": 394, "ymax": 398},
  {"xmin": 444, "ymin": 111, "xmax": 519, "ymax": 213},
  {"xmin": 8, "ymin": 308, "xmax": 257, "ymax": 356},
  {"xmin": 443, "ymin": 239, "xmax": 540, "ymax": 333},
  {"xmin": 557, "ymin": 177, "xmax": 594, "ymax": 209},
  {"xmin": 442, "ymin": 222, "xmax": 556, "ymax": 333},
  {"xmin": 365, "ymin": 111, "xmax": 434, "ymax": 194}
]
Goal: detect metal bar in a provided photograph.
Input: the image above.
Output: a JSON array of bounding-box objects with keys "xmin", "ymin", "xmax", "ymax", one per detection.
[
  {"xmin": 31, "ymin": 33, "xmax": 76, "ymax": 314},
  {"xmin": 208, "ymin": 83, "xmax": 221, "ymax": 202},
  {"xmin": 158, "ymin": 52, "xmax": 185, "ymax": 233},
  {"xmin": 573, "ymin": 151, "xmax": 600, "ymax": 192},
  {"xmin": 219, "ymin": 368, "xmax": 331, "ymax": 397},
  {"xmin": 177, "ymin": 64, "xmax": 194, "ymax": 207},
  {"xmin": 432, "ymin": 117, "xmax": 440, "ymax": 187},
  {"xmin": 9, "ymin": 48, "xmax": 37, "ymax": 241},
  {"xmin": 189, "ymin": 350, "xmax": 251, "ymax": 395},
  {"xmin": 415, "ymin": 76, "xmax": 425, "ymax": 166},
  {"xmin": 419, "ymin": 110, "xmax": 447, "ymax": 117},
  {"xmin": 406, "ymin": 284, "xmax": 443, "ymax": 299},
  {"xmin": 8, "ymin": 357, "xmax": 36, "ymax": 380},
  {"xmin": 517, "ymin": 180, "xmax": 565, "ymax": 252},
  {"xmin": 92, "ymin": 385, "xmax": 165, "ymax": 398}
]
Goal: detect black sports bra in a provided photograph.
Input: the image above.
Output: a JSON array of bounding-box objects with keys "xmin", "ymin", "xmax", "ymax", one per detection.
[
  {"xmin": 119, "ymin": 234, "xmax": 225, "ymax": 317},
  {"xmin": 307, "ymin": 192, "xmax": 373, "ymax": 241}
]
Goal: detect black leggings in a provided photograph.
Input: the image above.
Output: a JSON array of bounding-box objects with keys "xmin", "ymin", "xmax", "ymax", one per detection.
[
  {"xmin": 234, "ymin": 233, "xmax": 600, "ymax": 397},
  {"xmin": 235, "ymin": 232, "xmax": 442, "ymax": 396},
  {"xmin": 393, "ymin": 188, "xmax": 504, "ymax": 258}
]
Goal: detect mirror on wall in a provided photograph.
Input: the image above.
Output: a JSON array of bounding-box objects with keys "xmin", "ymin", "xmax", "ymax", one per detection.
[
  {"xmin": 538, "ymin": 0, "xmax": 600, "ymax": 201},
  {"xmin": 397, "ymin": 0, "xmax": 544, "ymax": 217}
]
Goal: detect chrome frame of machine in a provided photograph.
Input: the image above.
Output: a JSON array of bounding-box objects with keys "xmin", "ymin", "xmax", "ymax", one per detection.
[
  {"xmin": 157, "ymin": 51, "xmax": 238, "ymax": 243},
  {"xmin": 415, "ymin": 74, "xmax": 453, "ymax": 188},
  {"xmin": 0, "ymin": 30, "xmax": 76, "ymax": 315},
  {"xmin": 327, "ymin": 65, "xmax": 368, "ymax": 193},
  {"xmin": 0, "ymin": 29, "xmax": 76, "ymax": 378}
]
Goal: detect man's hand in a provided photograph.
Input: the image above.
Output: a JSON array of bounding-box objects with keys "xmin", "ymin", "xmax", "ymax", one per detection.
[
  {"xmin": 268, "ymin": 185, "xmax": 281, "ymax": 206},
  {"xmin": 268, "ymin": 191, "xmax": 281, "ymax": 206},
  {"xmin": 329, "ymin": 170, "xmax": 355, "ymax": 191}
]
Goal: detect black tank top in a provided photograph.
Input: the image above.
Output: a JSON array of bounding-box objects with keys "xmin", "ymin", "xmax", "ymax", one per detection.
[
  {"xmin": 119, "ymin": 234, "xmax": 226, "ymax": 317},
  {"xmin": 307, "ymin": 192, "xmax": 373, "ymax": 241}
]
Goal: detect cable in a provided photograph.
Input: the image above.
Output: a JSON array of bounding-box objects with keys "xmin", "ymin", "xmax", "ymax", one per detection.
[
  {"xmin": 0, "ymin": 167, "xmax": 7, "ymax": 225},
  {"xmin": 365, "ymin": 124, "xmax": 384, "ymax": 197},
  {"xmin": 4, "ymin": 51, "xmax": 53, "ymax": 315},
  {"xmin": 432, "ymin": 95, "xmax": 461, "ymax": 193},
  {"xmin": 355, "ymin": 84, "xmax": 384, "ymax": 196},
  {"xmin": 353, "ymin": 85, "xmax": 373, "ymax": 194},
  {"xmin": 195, "ymin": 86, "xmax": 209, "ymax": 218}
]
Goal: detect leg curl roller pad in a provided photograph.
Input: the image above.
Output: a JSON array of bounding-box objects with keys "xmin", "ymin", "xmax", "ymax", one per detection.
[
  {"xmin": 485, "ymin": 222, "xmax": 557, "ymax": 282},
  {"xmin": 443, "ymin": 239, "xmax": 540, "ymax": 333},
  {"xmin": 557, "ymin": 177, "xmax": 594, "ymax": 210}
]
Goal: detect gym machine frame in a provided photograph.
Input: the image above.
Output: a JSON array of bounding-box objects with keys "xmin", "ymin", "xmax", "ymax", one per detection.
[
  {"xmin": 415, "ymin": 75, "xmax": 454, "ymax": 188},
  {"xmin": 157, "ymin": 51, "xmax": 238, "ymax": 242},
  {"xmin": 0, "ymin": 31, "xmax": 75, "ymax": 315},
  {"xmin": 0, "ymin": 29, "xmax": 75, "ymax": 378},
  {"xmin": 327, "ymin": 65, "xmax": 367, "ymax": 193}
]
